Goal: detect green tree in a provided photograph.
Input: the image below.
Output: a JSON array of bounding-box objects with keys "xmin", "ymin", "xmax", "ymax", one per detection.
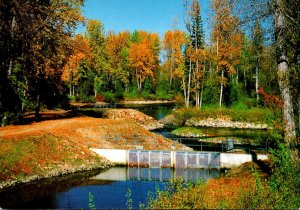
[{"xmin": 86, "ymin": 19, "xmax": 108, "ymax": 96}]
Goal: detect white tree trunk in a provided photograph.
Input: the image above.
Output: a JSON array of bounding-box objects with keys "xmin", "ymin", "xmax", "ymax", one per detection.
[
  {"xmin": 182, "ymin": 77, "xmax": 187, "ymax": 104},
  {"xmin": 219, "ymin": 69, "xmax": 224, "ymax": 108},
  {"xmin": 186, "ymin": 59, "xmax": 192, "ymax": 107},
  {"xmin": 275, "ymin": 0, "xmax": 296, "ymax": 142},
  {"xmin": 255, "ymin": 59, "xmax": 259, "ymax": 103},
  {"xmin": 200, "ymin": 83, "xmax": 203, "ymax": 109}
]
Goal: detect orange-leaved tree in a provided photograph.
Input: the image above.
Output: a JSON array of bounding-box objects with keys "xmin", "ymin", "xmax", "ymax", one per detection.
[
  {"xmin": 128, "ymin": 31, "xmax": 160, "ymax": 96},
  {"xmin": 106, "ymin": 31, "xmax": 131, "ymax": 91},
  {"xmin": 211, "ymin": 0, "xmax": 242, "ymax": 108},
  {"xmin": 62, "ymin": 34, "xmax": 91, "ymax": 97},
  {"xmin": 163, "ymin": 30, "xmax": 186, "ymax": 88}
]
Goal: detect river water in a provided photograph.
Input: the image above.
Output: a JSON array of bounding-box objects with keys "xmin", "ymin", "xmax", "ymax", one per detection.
[
  {"xmin": 0, "ymin": 103, "xmax": 268, "ymax": 209},
  {"xmin": 0, "ymin": 167, "xmax": 221, "ymax": 209}
]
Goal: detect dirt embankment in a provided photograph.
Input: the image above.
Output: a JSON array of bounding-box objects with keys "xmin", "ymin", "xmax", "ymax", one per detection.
[
  {"xmin": 103, "ymin": 109, "xmax": 164, "ymax": 130},
  {"xmin": 0, "ymin": 109, "xmax": 189, "ymax": 190}
]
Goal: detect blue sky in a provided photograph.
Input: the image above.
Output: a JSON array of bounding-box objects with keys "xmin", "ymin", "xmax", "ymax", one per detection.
[{"xmin": 80, "ymin": 0, "xmax": 211, "ymax": 39}]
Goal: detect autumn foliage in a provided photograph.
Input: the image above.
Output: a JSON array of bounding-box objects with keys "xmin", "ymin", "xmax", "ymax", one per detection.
[
  {"xmin": 258, "ymin": 87, "xmax": 284, "ymax": 110},
  {"xmin": 62, "ymin": 34, "xmax": 92, "ymax": 93},
  {"xmin": 128, "ymin": 31, "xmax": 160, "ymax": 95}
]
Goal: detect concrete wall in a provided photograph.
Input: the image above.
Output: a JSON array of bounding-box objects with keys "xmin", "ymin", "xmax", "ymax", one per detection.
[
  {"xmin": 91, "ymin": 148, "xmax": 268, "ymax": 169},
  {"xmin": 220, "ymin": 153, "xmax": 268, "ymax": 168},
  {"xmin": 91, "ymin": 149, "xmax": 127, "ymax": 165}
]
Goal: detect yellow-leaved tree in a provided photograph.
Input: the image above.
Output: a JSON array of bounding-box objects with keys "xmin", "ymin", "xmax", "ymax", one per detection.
[{"xmin": 128, "ymin": 31, "xmax": 160, "ymax": 96}]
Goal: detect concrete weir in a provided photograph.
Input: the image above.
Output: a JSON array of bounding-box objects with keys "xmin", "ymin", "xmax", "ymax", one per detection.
[{"xmin": 90, "ymin": 149, "xmax": 268, "ymax": 169}]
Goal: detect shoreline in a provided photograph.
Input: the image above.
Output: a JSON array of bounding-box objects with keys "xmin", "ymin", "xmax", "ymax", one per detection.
[
  {"xmin": 118, "ymin": 100, "xmax": 175, "ymax": 104},
  {"xmin": 160, "ymin": 115, "xmax": 269, "ymax": 130},
  {"xmin": 94, "ymin": 100, "xmax": 175, "ymax": 105},
  {"xmin": 0, "ymin": 158, "xmax": 112, "ymax": 191}
]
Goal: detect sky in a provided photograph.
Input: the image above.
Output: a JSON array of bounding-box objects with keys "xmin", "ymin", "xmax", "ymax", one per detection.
[{"xmin": 80, "ymin": 0, "xmax": 211, "ymax": 39}]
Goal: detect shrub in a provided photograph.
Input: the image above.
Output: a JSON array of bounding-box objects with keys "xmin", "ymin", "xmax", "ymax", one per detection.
[
  {"xmin": 101, "ymin": 92, "xmax": 116, "ymax": 103},
  {"xmin": 95, "ymin": 95, "xmax": 104, "ymax": 102},
  {"xmin": 74, "ymin": 95, "xmax": 95, "ymax": 103}
]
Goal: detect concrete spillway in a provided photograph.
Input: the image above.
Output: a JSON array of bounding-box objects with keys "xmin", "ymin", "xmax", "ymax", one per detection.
[{"xmin": 91, "ymin": 149, "xmax": 268, "ymax": 169}]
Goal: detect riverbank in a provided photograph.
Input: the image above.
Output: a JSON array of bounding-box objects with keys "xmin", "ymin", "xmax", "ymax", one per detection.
[
  {"xmin": 160, "ymin": 107, "xmax": 269, "ymax": 129},
  {"xmin": 71, "ymin": 99, "xmax": 175, "ymax": 108},
  {"xmin": 0, "ymin": 109, "xmax": 189, "ymax": 190},
  {"xmin": 146, "ymin": 160, "xmax": 272, "ymax": 209},
  {"xmin": 118, "ymin": 100, "xmax": 175, "ymax": 104}
]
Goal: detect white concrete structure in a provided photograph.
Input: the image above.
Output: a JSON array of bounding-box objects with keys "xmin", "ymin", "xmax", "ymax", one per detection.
[
  {"xmin": 220, "ymin": 153, "xmax": 268, "ymax": 168},
  {"xmin": 91, "ymin": 148, "xmax": 268, "ymax": 169},
  {"xmin": 91, "ymin": 149, "xmax": 127, "ymax": 165}
]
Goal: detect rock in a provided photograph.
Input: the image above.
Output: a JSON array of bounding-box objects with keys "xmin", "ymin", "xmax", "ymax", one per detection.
[{"xmin": 185, "ymin": 117, "xmax": 268, "ymax": 129}]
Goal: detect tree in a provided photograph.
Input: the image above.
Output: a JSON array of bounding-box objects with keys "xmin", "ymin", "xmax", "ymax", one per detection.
[
  {"xmin": 106, "ymin": 31, "xmax": 131, "ymax": 92},
  {"xmin": 163, "ymin": 30, "xmax": 186, "ymax": 88},
  {"xmin": 86, "ymin": 19, "xmax": 108, "ymax": 96},
  {"xmin": 128, "ymin": 31, "xmax": 160, "ymax": 96},
  {"xmin": 183, "ymin": 0, "xmax": 205, "ymax": 107},
  {"xmin": 211, "ymin": 0, "xmax": 242, "ymax": 108},
  {"xmin": 62, "ymin": 34, "xmax": 91, "ymax": 96},
  {"xmin": 274, "ymin": 0, "xmax": 297, "ymax": 142},
  {"xmin": 251, "ymin": 21, "xmax": 264, "ymax": 103},
  {"xmin": 230, "ymin": 0, "xmax": 299, "ymax": 141},
  {"xmin": 0, "ymin": 0, "xmax": 85, "ymax": 122}
]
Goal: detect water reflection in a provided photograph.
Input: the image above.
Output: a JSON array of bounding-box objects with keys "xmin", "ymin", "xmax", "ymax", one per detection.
[
  {"xmin": 91, "ymin": 167, "xmax": 220, "ymax": 182},
  {"xmin": 0, "ymin": 167, "xmax": 220, "ymax": 209}
]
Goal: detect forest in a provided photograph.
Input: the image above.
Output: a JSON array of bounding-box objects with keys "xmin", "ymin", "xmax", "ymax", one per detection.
[{"xmin": 1, "ymin": 0, "xmax": 299, "ymax": 140}]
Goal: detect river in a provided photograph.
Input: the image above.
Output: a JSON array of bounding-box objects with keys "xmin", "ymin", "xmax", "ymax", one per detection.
[{"xmin": 0, "ymin": 167, "xmax": 221, "ymax": 209}]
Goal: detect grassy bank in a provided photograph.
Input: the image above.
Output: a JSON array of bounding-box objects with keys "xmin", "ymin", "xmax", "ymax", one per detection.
[
  {"xmin": 0, "ymin": 133, "xmax": 109, "ymax": 188},
  {"xmin": 162, "ymin": 107, "xmax": 271, "ymax": 128},
  {"xmin": 0, "ymin": 133, "xmax": 104, "ymax": 181},
  {"xmin": 171, "ymin": 127, "xmax": 209, "ymax": 137},
  {"xmin": 175, "ymin": 107, "xmax": 271, "ymax": 123}
]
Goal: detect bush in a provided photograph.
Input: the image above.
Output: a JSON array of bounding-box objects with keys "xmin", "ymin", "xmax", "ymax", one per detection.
[
  {"xmin": 74, "ymin": 95, "xmax": 96, "ymax": 103},
  {"xmin": 102, "ymin": 92, "xmax": 116, "ymax": 103},
  {"xmin": 1, "ymin": 111, "xmax": 23, "ymax": 126},
  {"xmin": 95, "ymin": 95, "xmax": 104, "ymax": 102}
]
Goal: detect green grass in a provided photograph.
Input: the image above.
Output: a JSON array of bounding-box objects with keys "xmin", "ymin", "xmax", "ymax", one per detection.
[
  {"xmin": 171, "ymin": 127, "xmax": 206, "ymax": 137},
  {"xmin": 172, "ymin": 106, "xmax": 271, "ymax": 124}
]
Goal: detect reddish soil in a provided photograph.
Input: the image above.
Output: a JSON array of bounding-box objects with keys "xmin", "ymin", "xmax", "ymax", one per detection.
[{"xmin": 1, "ymin": 110, "xmax": 187, "ymax": 151}]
